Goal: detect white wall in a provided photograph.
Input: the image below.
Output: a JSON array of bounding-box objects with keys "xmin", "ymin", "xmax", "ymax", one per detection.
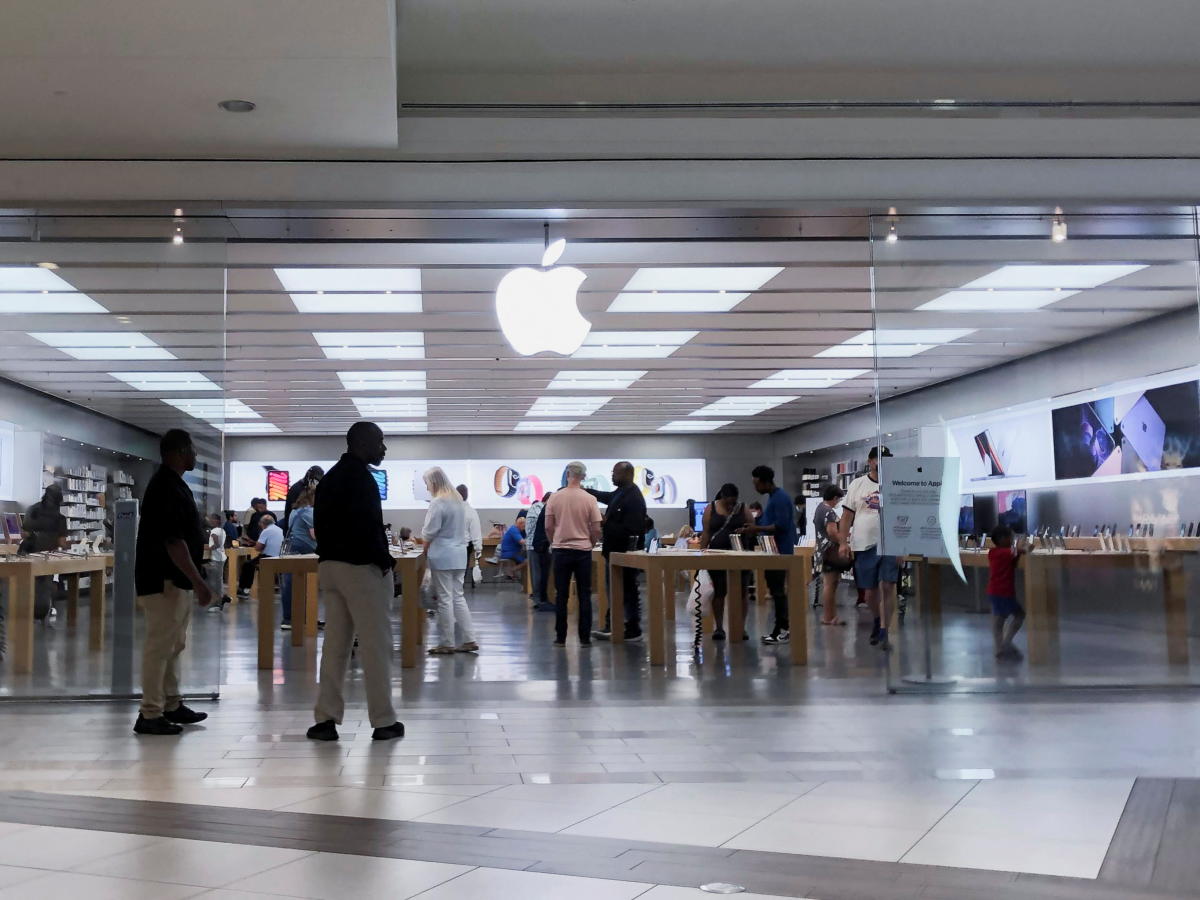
[{"xmin": 224, "ymin": 432, "xmax": 780, "ymax": 533}]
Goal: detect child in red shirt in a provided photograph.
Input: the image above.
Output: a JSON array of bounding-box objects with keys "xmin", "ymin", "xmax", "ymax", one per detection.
[{"xmin": 987, "ymin": 525, "xmax": 1026, "ymax": 660}]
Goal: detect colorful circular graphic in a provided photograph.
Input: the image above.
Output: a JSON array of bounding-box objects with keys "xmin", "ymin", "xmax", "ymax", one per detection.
[{"xmin": 516, "ymin": 475, "xmax": 544, "ymax": 506}]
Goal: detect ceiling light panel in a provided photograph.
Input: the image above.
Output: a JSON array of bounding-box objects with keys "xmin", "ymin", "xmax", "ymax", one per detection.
[
  {"xmin": 526, "ymin": 396, "xmax": 612, "ymax": 417},
  {"xmin": 377, "ymin": 421, "xmax": 429, "ymax": 433},
  {"xmin": 689, "ymin": 396, "xmax": 797, "ymax": 417},
  {"xmin": 547, "ymin": 370, "xmax": 646, "ymax": 390},
  {"xmin": 659, "ymin": 420, "xmax": 734, "ymax": 432},
  {"xmin": 108, "ymin": 371, "xmax": 221, "ymax": 391},
  {"xmin": 28, "ymin": 332, "xmax": 176, "ymax": 360},
  {"xmin": 275, "ymin": 268, "xmax": 422, "ymax": 313},
  {"xmin": 352, "ymin": 397, "xmax": 428, "ymax": 418},
  {"xmin": 214, "ymin": 422, "xmax": 282, "ymax": 434},
  {"xmin": 0, "ymin": 266, "xmax": 106, "ymax": 313},
  {"xmin": 917, "ymin": 264, "xmax": 1148, "ymax": 312},
  {"xmin": 608, "ymin": 267, "xmax": 783, "ymax": 312},
  {"xmin": 337, "ymin": 370, "xmax": 427, "ymax": 391},
  {"xmin": 314, "ymin": 332, "xmax": 424, "ymax": 360},
  {"xmin": 572, "ymin": 331, "xmax": 698, "ymax": 359},
  {"xmin": 817, "ymin": 329, "xmax": 976, "ymax": 358},
  {"xmin": 162, "ymin": 398, "xmax": 260, "ymax": 420},
  {"xmin": 749, "ymin": 368, "xmax": 869, "ymax": 389},
  {"xmin": 515, "ymin": 420, "xmax": 579, "ymax": 432}
]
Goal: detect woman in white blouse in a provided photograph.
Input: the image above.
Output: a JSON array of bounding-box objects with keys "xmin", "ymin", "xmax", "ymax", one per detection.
[{"xmin": 421, "ymin": 466, "xmax": 477, "ymax": 655}]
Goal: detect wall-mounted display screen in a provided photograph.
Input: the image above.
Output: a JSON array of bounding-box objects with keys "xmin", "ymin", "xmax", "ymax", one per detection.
[
  {"xmin": 997, "ymin": 489, "xmax": 1027, "ymax": 533},
  {"xmin": 948, "ymin": 409, "xmax": 1054, "ymax": 488},
  {"xmin": 957, "ymin": 494, "xmax": 975, "ymax": 534},
  {"xmin": 264, "ymin": 467, "xmax": 290, "ymax": 502}
]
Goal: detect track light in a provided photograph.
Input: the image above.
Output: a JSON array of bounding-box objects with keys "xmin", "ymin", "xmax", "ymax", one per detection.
[
  {"xmin": 172, "ymin": 226, "xmax": 184, "ymax": 246},
  {"xmin": 885, "ymin": 223, "xmax": 899, "ymax": 244},
  {"xmin": 1050, "ymin": 208, "xmax": 1068, "ymax": 243}
]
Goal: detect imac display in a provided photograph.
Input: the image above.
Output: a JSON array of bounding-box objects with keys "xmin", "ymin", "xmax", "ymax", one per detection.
[
  {"xmin": 997, "ymin": 490, "xmax": 1028, "ymax": 533},
  {"xmin": 958, "ymin": 495, "xmax": 975, "ymax": 534},
  {"xmin": 972, "ymin": 494, "xmax": 998, "ymax": 535},
  {"xmin": 690, "ymin": 500, "xmax": 708, "ymax": 533}
]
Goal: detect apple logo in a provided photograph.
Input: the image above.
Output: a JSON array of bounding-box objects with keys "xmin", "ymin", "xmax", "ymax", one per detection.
[{"xmin": 495, "ymin": 239, "xmax": 590, "ymax": 356}]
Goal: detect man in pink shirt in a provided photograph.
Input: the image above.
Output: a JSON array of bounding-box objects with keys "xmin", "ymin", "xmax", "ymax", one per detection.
[{"xmin": 545, "ymin": 460, "xmax": 603, "ymax": 647}]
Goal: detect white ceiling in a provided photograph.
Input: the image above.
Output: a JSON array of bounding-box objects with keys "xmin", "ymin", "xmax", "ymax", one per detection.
[{"xmin": 0, "ymin": 221, "xmax": 1194, "ymax": 437}]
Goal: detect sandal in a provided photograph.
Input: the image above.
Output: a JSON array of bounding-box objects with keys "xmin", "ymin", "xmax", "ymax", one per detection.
[
  {"xmin": 427, "ymin": 645, "xmax": 456, "ymax": 655},
  {"xmin": 456, "ymin": 642, "xmax": 480, "ymax": 653},
  {"xmin": 820, "ymin": 618, "xmax": 847, "ymax": 626}
]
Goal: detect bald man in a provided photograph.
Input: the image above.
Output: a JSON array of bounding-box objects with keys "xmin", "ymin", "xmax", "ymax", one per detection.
[{"xmin": 586, "ymin": 460, "xmax": 646, "ymax": 641}]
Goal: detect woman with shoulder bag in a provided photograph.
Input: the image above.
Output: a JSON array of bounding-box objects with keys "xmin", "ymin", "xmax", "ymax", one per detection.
[
  {"xmin": 698, "ymin": 483, "xmax": 750, "ymax": 641},
  {"xmin": 814, "ymin": 484, "xmax": 849, "ymax": 625}
]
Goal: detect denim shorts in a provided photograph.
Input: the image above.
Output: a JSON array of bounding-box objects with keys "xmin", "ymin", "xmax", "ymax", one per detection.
[
  {"xmin": 853, "ymin": 545, "xmax": 899, "ymax": 589},
  {"xmin": 989, "ymin": 594, "xmax": 1024, "ymax": 618}
]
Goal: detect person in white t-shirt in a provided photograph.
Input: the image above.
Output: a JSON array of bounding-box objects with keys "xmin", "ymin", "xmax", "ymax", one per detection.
[
  {"xmin": 205, "ymin": 512, "xmax": 231, "ymax": 610},
  {"xmin": 838, "ymin": 446, "xmax": 898, "ymax": 650}
]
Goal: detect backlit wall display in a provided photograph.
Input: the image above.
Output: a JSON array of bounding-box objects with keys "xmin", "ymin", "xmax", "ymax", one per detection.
[
  {"xmin": 229, "ymin": 458, "xmax": 705, "ymax": 511},
  {"xmin": 947, "ymin": 408, "xmax": 1054, "ymax": 489}
]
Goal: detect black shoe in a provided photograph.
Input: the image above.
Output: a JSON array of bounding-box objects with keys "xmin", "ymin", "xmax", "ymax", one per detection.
[
  {"xmin": 317, "ymin": 620, "xmax": 325, "ymax": 631},
  {"xmin": 372, "ymin": 722, "xmax": 406, "ymax": 741},
  {"xmin": 580, "ymin": 641, "xmax": 592, "ymax": 647},
  {"xmin": 877, "ymin": 628, "xmax": 890, "ymax": 651},
  {"xmin": 712, "ymin": 629, "xmax": 727, "ymax": 641},
  {"xmin": 163, "ymin": 704, "xmax": 208, "ymax": 725},
  {"xmin": 307, "ymin": 720, "xmax": 339, "ymax": 741},
  {"xmin": 134, "ymin": 714, "xmax": 183, "ymax": 736}
]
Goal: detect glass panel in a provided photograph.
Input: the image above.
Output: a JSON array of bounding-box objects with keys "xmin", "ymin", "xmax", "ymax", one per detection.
[
  {"xmin": 0, "ymin": 221, "xmax": 226, "ymax": 700},
  {"xmin": 868, "ymin": 211, "xmax": 1200, "ymax": 691}
]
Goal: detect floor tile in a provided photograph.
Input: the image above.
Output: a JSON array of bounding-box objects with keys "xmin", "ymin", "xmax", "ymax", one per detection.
[
  {"xmin": 222, "ymin": 851, "xmax": 470, "ymax": 899},
  {"xmin": 638, "ymin": 887, "xmax": 810, "ymax": 900},
  {"xmin": 194, "ymin": 891, "xmax": 310, "ymax": 900},
  {"xmin": 0, "ymin": 865, "xmax": 43, "ymax": 890},
  {"xmin": 901, "ymin": 829, "xmax": 1110, "ymax": 878},
  {"xmin": 484, "ymin": 783, "xmax": 659, "ymax": 809},
  {"xmin": 75, "ymin": 836, "xmax": 312, "ymax": 888},
  {"xmin": 724, "ymin": 818, "xmax": 926, "ymax": 861},
  {"xmin": 414, "ymin": 796, "xmax": 598, "ymax": 832},
  {"xmin": 412, "ymin": 867, "xmax": 649, "ymax": 900},
  {"xmin": 0, "ymin": 825, "xmax": 163, "ymax": 871},
  {"xmin": 562, "ymin": 806, "xmax": 759, "ymax": 847},
  {"xmin": 0, "ymin": 871, "xmax": 204, "ymax": 900},
  {"xmin": 613, "ymin": 783, "xmax": 806, "ymax": 819},
  {"xmin": 275, "ymin": 787, "xmax": 464, "ymax": 820},
  {"xmin": 74, "ymin": 786, "xmax": 337, "ymax": 811}
]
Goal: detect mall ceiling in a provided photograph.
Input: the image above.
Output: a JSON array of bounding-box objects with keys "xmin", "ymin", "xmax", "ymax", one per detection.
[{"xmin": 0, "ymin": 213, "xmax": 1194, "ymax": 437}]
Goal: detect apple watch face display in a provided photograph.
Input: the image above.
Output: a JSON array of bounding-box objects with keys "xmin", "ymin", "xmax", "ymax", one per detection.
[
  {"xmin": 494, "ymin": 465, "xmax": 519, "ymax": 498},
  {"xmin": 515, "ymin": 475, "xmax": 544, "ymax": 506}
]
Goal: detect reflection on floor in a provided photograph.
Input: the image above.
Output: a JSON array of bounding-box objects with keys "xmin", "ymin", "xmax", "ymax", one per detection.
[{"xmin": 1, "ymin": 581, "xmax": 1199, "ymax": 897}]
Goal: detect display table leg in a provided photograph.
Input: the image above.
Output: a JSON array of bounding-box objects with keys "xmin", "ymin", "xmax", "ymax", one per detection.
[
  {"xmin": 1025, "ymin": 555, "xmax": 1060, "ymax": 665},
  {"xmin": 88, "ymin": 567, "xmax": 107, "ymax": 651},
  {"xmin": 1163, "ymin": 555, "xmax": 1189, "ymax": 665},
  {"xmin": 291, "ymin": 570, "xmax": 306, "ymax": 647},
  {"xmin": 727, "ymin": 568, "xmax": 745, "ymax": 643},
  {"xmin": 610, "ymin": 561, "xmax": 625, "ymax": 644},
  {"xmin": 664, "ymin": 565, "xmax": 676, "ymax": 622},
  {"xmin": 305, "ymin": 571, "xmax": 319, "ymax": 638},
  {"xmin": 11, "ymin": 571, "xmax": 35, "ymax": 674},
  {"xmin": 594, "ymin": 556, "xmax": 608, "ymax": 625},
  {"xmin": 788, "ymin": 560, "xmax": 807, "ymax": 665},
  {"xmin": 400, "ymin": 563, "xmax": 421, "ymax": 668},
  {"xmin": 647, "ymin": 560, "xmax": 665, "ymax": 665},
  {"xmin": 227, "ymin": 551, "xmax": 240, "ymax": 605},
  {"xmin": 256, "ymin": 567, "xmax": 274, "ymax": 670},
  {"xmin": 66, "ymin": 574, "xmax": 80, "ymax": 626}
]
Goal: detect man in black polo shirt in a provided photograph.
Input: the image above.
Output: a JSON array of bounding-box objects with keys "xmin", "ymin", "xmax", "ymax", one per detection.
[
  {"xmin": 133, "ymin": 429, "xmax": 212, "ymax": 736},
  {"xmin": 307, "ymin": 421, "xmax": 405, "ymax": 742},
  {"xmin": 587, "ymin": 460, "xmax": 647, "ymax": 641}
]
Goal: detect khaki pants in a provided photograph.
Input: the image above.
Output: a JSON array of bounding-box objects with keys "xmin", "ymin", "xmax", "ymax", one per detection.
[
  {"xmin": 314, "ymin": 561, "xmax": 397, "ymax": 728},
  {"xmin": 139, "ymin": 583, "xmax": 193, "ymax": 718}
]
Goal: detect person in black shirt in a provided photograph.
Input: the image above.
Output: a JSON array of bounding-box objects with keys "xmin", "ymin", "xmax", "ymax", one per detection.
[
  {"xmin": 587, "ymin": 460, "xmax": 647, "ymax": 641},
  {"xmin": 307, "ymin": 421, "xmax": 404, "ymax": 743},
  {"xmin": 282, "ymin": 465, "xmax": 324, "ymax": 535},
  {"xmin": 222, "ymin": 510, "xmax": 240, "ymax": 547},
  {"xmin": 22, "ymin": 484, "xmax": 68, "ymax": 620},
  {"xmin": 132, "ymin": 429, "xmax": 212, "ymax": 736}
]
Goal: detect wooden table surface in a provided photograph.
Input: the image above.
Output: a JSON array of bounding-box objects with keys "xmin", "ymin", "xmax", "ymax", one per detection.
[{"xmin": 0, "ymin": 553, "xmax": 113, "ymax": 673}]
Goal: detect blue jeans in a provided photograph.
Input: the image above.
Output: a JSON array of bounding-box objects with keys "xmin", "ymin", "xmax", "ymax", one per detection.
[{"xmin": 853, "ymin": 545, "xmax": 899, "ymax": 590}]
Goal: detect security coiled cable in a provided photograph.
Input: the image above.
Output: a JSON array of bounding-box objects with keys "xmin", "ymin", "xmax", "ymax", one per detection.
[{"xmin": 691, "ymin": 572, "xmax": 704, "ymax": 650}]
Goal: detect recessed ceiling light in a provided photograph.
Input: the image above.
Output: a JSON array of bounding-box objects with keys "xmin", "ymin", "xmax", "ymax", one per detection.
[
  {"xmin": 0, "ymin": 266, "xmax": 106, "ymax": 313},
  {"xmin": 162, "ymin": 398, "xmax": 260, "ymax": 421},
  {"xmin": 658, "ymin": 420, "xmax": 734, "ymax": 432},
  {"xmin": 214, "ymin": 422, "xmax": 281, "ymax": 434},
  {"xmin": 688, "ymin": 396, "xmax": 797, "ymax": 417},
  {"xmin": 218, "ymin": 99, "xmax": 256, "ymax": 113},
  {"xmin": 749, "ymin": 368, "xmax": 869, "ymax": 389},
  {"xmin": 377, "ymin": 421, "xmax": 429, "ymax": 433},
  {"xmin": 817, "ymin": 329, "xmax": 975, "ymax": 358},
  {"xmin": 28, "ymin": 331, "xmax": 175, "ymax": 360},
  {"xmin": 526, "ymin": 396, "xmax": 612, "ymax": 417},
  {"xmin": 573, "ymin": 331, "xmax": 698, "ymax": 359},
  {"xmin": 313, "ymin": 332, "xmax": 424, "ymax": 360},
  {"xmin": 109, "ymin": 371, "xmax": 221, "ymax": 391},
  {"xmin": 276, "ymin": 268, "xmax": 423, "ymax": 313},
  {"xmin": 607, "ymin": 267, "xmax": 783, "ymax": 312},
  {"xmin": 352, "ymin": 397, "xmax": 428, "ymax": 418},
  {"xmin": 514, "ymin": 420, "xmax": 580, "ymax": 432},
  {"xmin": 547, "ymin": 370, "xmax": 646, "ymax": 390},
  {"xmin": 917, "ymin": 264, "xmax": 1147, "ymax": 312},
  {"xmin": 336, "ymin": 370, "xmax": 426, "ymax": 391}
]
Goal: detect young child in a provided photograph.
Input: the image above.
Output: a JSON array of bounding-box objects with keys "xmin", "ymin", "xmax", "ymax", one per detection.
[{"xmin": 987, "ymin": 525, "xmax": 1026, "ymax": 660}]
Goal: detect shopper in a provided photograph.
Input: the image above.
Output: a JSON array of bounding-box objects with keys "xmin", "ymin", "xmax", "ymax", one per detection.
[
  {"xmin": 838, "ymin": 446, "xmax": 898, "ymax": 650},
  {"xmin": 545, "ymin": 461, "xmax": 602, "ymax": 647},
  {"xmin": 222, "ymin": 510, "xmax": 240, "ymax": 547},
  {"xmin": 308, "ymin": 421, "xmax": 404, "ymax": 742},
  {"xmin": 740, "ymin": 465, "xmax": 798, "ymax": 644},
  {"xmin": 525, "ymin": 492, "xmax": 547, "ymax": 604},
  {"xmin": 283, "ymin": 465, "xmax": 324, "ymax": 535},
  {"xmin": 988, "ymin": 525, "xmax": 1026, "ymax": 660},
  {"xmin": 132, "ymin": 429, "xmax": 212, "ymax": 735},
  {"xmin": 529, "ymin": 491, "xmax": 553, "ymax": 610},
  {"xmin": 204, "ymin": 512, "xmax": 231, "ymax": 612},
  {"xmin": 422, "ymin": 466, "xmax": 477, "ymax": 655},
  {"xmin": 22, "ymin": 483, "xmax": 67, "ymax": 621},
  {"xmin": 499, "ymin": 515, "xmax": 528, "ymax": 581},
  {"xmin": 457, "ymin": 484, "xmax": 483, "ymax": 586},
  {"xmin": 644, "ymin": 516, "xmax": 659, "ymax": 548},
  {"xmin": 279, "ymin": 487, "xmax": 317, "ymax": 630},
  {"xmin": 814, "ymin": 484, "xmax": 847, "ymax": 626},
  {"xmin": 588, "ymin": 460, "xmax": 646, "ymax": 641},
  {"xmin": 699, "ymin": 482, "xmax": 748, "ymax": 640},
  {"xmin": 237, "ymin": 497, "xmax": 270, "ymax": 596}
]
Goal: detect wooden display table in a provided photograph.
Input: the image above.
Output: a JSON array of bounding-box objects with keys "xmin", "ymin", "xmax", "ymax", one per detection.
[
  {"xmin": 609, "ymin": 549, "xmax": 810, "ymax": 666},
  {"xmin": 225, "ymin": 544, "xmax": 256, "ymax": 603},
  {"xmin": 0, "ymin": 553, "xmax": 112, "ymax": 673},
  {"xmin": 255, "ymin": 552, "xmax": 428, "ymax": 672},
  {"xmin": 915, "ymin": 546, "xmax": 1193, "ymax": 665}
]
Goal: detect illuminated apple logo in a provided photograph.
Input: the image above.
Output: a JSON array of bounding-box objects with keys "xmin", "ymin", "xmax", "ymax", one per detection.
[{"xmin": 496, "ymin": 239, "xmax": 590, "ymax": 356}]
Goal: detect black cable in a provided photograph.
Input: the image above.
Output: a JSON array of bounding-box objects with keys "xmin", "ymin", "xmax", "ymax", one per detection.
[{"xmin": 692, "ymin": 573, "xmax": 705, "ymax": 651}]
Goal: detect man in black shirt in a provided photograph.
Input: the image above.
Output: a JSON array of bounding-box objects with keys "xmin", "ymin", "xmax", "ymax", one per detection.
[
  {"xmin": 133, "ymin": 429, "xmax": 212, "ymax": 736},
  {"xmin": 23, "ymin": 484, "xmax": 68, "ymax": 620},
  {"xmin": 587, "ymin": 460, "xmax": 646, "ymax": 641},
  {"xmin": 307, "ymin": 421, "xmax": 404, "ymax": 743}
]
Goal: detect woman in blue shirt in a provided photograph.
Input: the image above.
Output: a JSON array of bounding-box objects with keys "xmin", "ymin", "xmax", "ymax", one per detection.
[{"xmin": 279, "ymin": 488, "xmax": 317, "ymax": 630}]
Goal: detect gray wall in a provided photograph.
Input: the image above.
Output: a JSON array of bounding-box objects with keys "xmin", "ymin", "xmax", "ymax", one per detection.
[{"xmin": 224, "ymin": 433, "xmax": 780, "ymax": 534}]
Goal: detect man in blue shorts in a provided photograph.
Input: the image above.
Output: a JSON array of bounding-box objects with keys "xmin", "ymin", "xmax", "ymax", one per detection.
[{"xmin": 838, "ymin": 446, "xmax": 898, "ymax": 650}]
